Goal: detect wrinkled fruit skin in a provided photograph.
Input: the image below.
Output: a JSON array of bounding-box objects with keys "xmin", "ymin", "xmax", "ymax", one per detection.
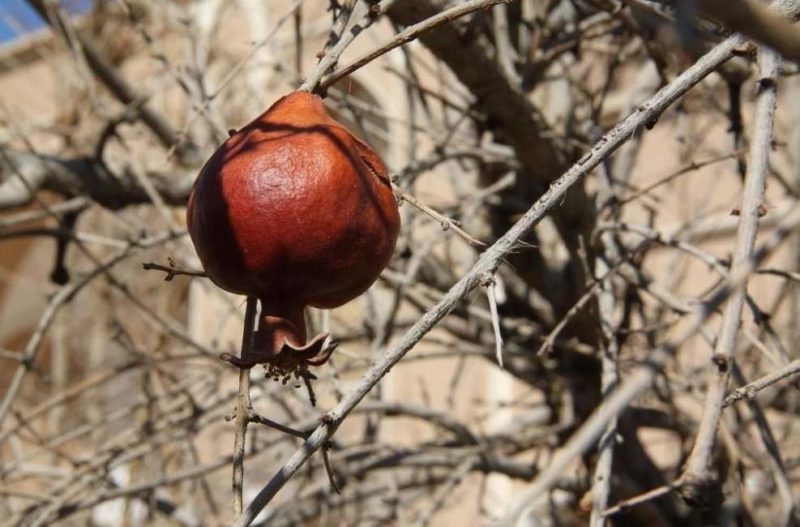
[{"xmin": 187, "ymin": 92, "xmax": 400, "ymax": 376}]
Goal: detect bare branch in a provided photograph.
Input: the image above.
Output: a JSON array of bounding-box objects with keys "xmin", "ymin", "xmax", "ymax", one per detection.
[
  {"xmin": 680, "ymin": 45, "xmax": 779, "ymax": 507},
  {"xmin": 236, "ymin": 34, "xmax": 744, "ymax": 527}
]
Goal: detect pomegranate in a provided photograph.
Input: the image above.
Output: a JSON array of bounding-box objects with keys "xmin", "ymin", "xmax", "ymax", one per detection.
[{"xmin": 187, "ymin": 92, "xmax": 400, "ymax": 379}]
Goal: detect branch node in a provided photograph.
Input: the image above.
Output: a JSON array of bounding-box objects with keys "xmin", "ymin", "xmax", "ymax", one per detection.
[{"xmin": 678, "ymin": 473, "xmax": 721, "ymax": 509}]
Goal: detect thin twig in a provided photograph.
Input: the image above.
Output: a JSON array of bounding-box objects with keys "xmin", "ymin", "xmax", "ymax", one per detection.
[
  {"xmin": 394, "ymin": 184, "xmax": 485, "ymax": 247},
  {"xmin": 299, "ymin": 0, "xmax": 400, "ymax": 93},
  {"xmin": 321, "ymin": 447, "xmax": 342, "ymax": 494},
  {"xmin": 723, "ymin": 360, "xmax": 800, "ymax": 407},
  {"xmin": 415, "ymin": 456, "xmax": 478, "ymax": 527},
  {"xmin": 166, "ymin": 0, "xmax": 304, "ymax": 158},
  {"xmin": 590, "ymin": 153, "xmax": 623, "ymax": 527},
  {"xmin": 537, "ymin": 280, "xmax": 603, "ymax": 356},
  {"xmin": 602, "ymin": 482, "xmax": 680, "ymax": 517},
  {"xmin": 246, "ymin": 412, "xmax": 312, "ymax": 440},
  {"xmin": 142, "ymin": 260, "xmax": 208, "ymax": 281},
  {"xmin": 319, "ymin": 0, "xmax": 512, "ymax": 90},
  {"xmin": 232, "ymin": 297, "xmax": 259, "ymax": 520}
]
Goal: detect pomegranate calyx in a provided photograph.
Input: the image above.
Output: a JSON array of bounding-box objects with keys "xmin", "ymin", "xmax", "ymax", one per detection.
[{"xmin": 219, "ymin": 332, "xmax": 338, "ymax": 375}]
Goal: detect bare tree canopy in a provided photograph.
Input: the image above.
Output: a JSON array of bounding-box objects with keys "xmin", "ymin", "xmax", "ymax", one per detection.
[{"xmin": 1, "ymin": 1, "xmax": 800, "ymax": 526}]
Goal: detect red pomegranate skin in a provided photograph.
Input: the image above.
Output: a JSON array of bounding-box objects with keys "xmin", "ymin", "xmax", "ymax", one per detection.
[{"xmin": 187, "ymin": 92, "xmax": 400, "ymax": 374}]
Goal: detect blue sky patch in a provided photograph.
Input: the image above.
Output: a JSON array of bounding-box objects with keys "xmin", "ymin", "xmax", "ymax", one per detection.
[{"xmin": 0, "ymin": 0, "xmax": 92, "ymax": 44}]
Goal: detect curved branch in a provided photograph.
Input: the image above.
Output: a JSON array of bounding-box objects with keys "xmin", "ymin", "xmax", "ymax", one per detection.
[{"xmin": 0, "ymin": 149, "xmax": 193, "ymax": 210}]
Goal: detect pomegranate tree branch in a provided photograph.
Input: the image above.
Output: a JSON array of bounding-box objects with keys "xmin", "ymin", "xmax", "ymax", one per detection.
[
  {"xmin": 299, "ymin": 0, "xmax": 399, "ymax": 93},
  {"xmin": 319, "ymin": 0, "xmax": 513, "ymax": 91},
  {"xmin": 679, "ymin": 45, "xmax": 779, "ymax": 506},
  {"xmin": 232, "ymin": 297, "xmax": 259, "ymax": 520},
  {"xmin": 590, "ymin": 163, "xmax": 624, "ymax": 527},
  {"xmin": 698, "ymin": 0, "xmax": 800, "ymax": 63},
  {"xmin": 234, "ymin": 34, "xmax": 743, "ymax": 527},
  {"xmin": 602, "ymin": 482, "xmax": 681, "ymax": 518},
  {"xmin": 247, "ymin": 412, "xmax": 312, "ymax": 440},
  {"xmin": 723, "ymin": 359, "xmax": 800, "ymax": 407},
  {"xmin": 385, "ymin": 0, "xmax": 596, "ymax": 319},
  {"xmin": 0, "ymin": 148, "xmax": 193, "ymax": 210},
  {"xmin": 141, "ymin": 261, "xmax": 208, "ymax": 281},
  {"xmin": 393, "ymin": 184, "xmax": 485, "ymax": 247},
  {"xmin": 319, "ymin": 0, "xmax": 356, "ymax": 58},
  {"xmin": 497, "ymin": 202, "xmax": 800, "ymax": 527}
]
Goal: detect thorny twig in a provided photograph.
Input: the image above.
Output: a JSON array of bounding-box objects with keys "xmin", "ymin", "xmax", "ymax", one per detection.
[
  {"xmin": 142, "ymin": 259, "xmax": 208, "ymax": 281},
  {"xmin": 393, "ymin": 183, "xmax": 485, "ymax": 247},
  {"xmin": 232, "ymin": 297, "xmax": 259, "ymax": 519},
  {"xmin": 680, "ymin": 46, "xmax": 780, "ymax": 508},
  {"xmin": 723, "ymin": 360, "xmax": 800, "ymax": 407}
]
